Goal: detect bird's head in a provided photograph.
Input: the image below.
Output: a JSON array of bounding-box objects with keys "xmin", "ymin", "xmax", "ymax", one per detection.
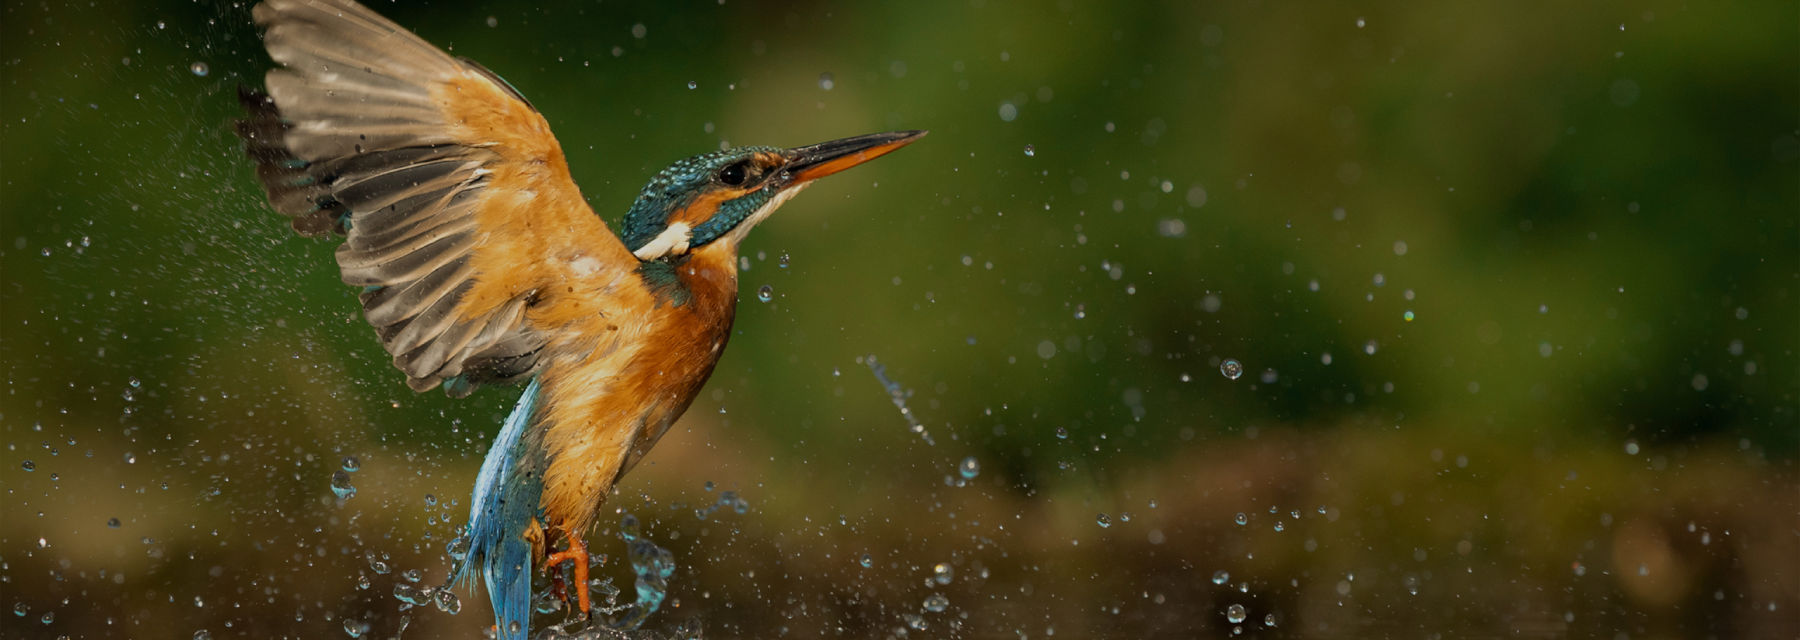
[{"xmin": 620, "ymin": 130, "xmax": 926, "ymax": 261}]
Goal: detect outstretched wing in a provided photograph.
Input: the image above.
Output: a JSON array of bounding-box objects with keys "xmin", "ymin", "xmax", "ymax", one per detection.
[{"xmin": 236, "ymin": 0, "xmax": 636, "ymax": 396}]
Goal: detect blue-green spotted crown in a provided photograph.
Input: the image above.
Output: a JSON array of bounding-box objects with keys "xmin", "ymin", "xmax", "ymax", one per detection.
[{"xmin": 620, "ymin": 146, "xmax": 782, "ymax": 255}]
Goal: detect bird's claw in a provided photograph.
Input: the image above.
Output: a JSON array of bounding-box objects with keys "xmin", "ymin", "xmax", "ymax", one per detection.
[{"xmin": 542, "ymin": 536, "xmax": 591, "ymax": 616}]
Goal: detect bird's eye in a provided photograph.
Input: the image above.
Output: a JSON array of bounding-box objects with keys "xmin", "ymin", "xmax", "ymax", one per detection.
[{"xmin": 718, "ymin": 162, "xmax": 748, "ymax": 186}]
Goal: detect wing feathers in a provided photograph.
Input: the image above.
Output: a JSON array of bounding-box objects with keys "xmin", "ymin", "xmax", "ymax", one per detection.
[
  {"xmin": 337, "ymin": 229, "xmax": 475, "ymax": 285},
  {"xmin": 237, "ymin": 0, "xmax": 629, "ymax": 396},
  {"xmin": 254, "ymin": 0, "xmax": 458, "ymax": 76}
]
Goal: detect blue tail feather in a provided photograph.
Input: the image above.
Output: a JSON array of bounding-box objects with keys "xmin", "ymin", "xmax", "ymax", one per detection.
[{"xmin": 456, "ymin": 378, "xmax": 544, "ymax": 640}]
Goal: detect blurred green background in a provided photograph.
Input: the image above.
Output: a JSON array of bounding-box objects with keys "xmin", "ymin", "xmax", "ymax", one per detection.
[{"xmin": 2, "ymin": 0, "xmax": 1795, "ymax": 637}]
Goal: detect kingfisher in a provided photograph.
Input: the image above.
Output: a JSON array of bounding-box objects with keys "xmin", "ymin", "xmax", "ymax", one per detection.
[{"xmin": 232, "ymin": 0, "xmax": 923, "ymax": 636}]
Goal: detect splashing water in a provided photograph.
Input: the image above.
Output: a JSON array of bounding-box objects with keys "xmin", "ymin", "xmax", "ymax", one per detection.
[
  {"xmin": 693, "ymin": 490, "xmax": 750, "ymax": 521},
  {"xmin": 615, "ymin": 513, "xmax": 676, "ymax": 630},
  {"xmin": 867, "ymin": 354, "xmax": 934, "ymax": 445}
]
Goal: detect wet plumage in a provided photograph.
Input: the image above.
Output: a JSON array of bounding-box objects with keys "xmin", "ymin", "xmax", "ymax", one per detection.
[{"xmin": 231, "ymin": 0, "xmax": 923, "ymax": 636}]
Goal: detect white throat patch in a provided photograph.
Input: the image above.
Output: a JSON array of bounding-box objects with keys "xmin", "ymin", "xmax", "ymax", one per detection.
[{"xmin": 721, "ymin": 183, "xmax": 810, "ymax": 249}]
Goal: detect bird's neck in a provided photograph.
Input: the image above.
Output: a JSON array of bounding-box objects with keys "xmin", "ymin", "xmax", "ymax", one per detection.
[{"xmin": 634, "ymin": 243, "xmax": 740, "ymax": 316}]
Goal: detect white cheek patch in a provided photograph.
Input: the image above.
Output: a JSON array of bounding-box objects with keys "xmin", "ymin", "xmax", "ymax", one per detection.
[{"xmin": 632, "ymin": 221, "xmax": 693, "ymax": 260}]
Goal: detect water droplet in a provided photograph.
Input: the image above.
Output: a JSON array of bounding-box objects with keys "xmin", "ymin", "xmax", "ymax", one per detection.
[
  {"xmin": 1273, "ymin": 521, "xmax": 1285, "ymax": 532},
  {"xmin": 922, "ymin": 593, "xmax": 949, "ymax": 613},
  {"xmin": 194, "ymin": 631, "xmax": 212, "ymax": 640},
  {"xmin": 12, "ymin": 602, "xmax": 26, "ymax": 616},
  {"xmin": 1226, "ymin": 603, "xmax": 1248, "ymax": 624},
  {"xmin": 485, "ymin": 15, "xmax": 498, "ymax": 27},
  {"xmin": 1096, "ymin": 513, "xmax": 1112, "ymax": 528},
  {"xmin": 107, "ymin": 517, "xmax": 121, "ymax": 528},
  {"xmin": 778, "ymin": 252, "xmax": 791, "ymax": 268},
  {"xmin": 957, "ymin": 456, "xmax": 980, "ymax": 479},
  {"xmin": 1356, "ymin": 17, "xmax": 1367, "ymax": 28},
  {"xmin": 1234, "ymin": 512, "xmax": 1248, "ymax": 526},
  {"xmin": 1220, "ymin": 359, "xmax": 1244, "ymax": 380},
  {"xmin": 20, "ymin": 460, "xmax": 33, "ymax": 471},
  {"xmin": 932, "ymin": 562, "xmax": 953, "ymax": 585},
  {"xmin": 756, "ymin": 285, "xmax": 773, "ymax": 302},
  {"xmin": 818, "ymin": 72, "xmax": 834, "ymax": 90},
  {"xmin": 39, "ymin": 611, "xmax": 53, "ymax": 624},
  {"xmin": 1054, "ymin": 427, "xmax": 1069, "ymax": 440},
  {"xmin": 1023, "ymin": 144, "xmax": 1036, "ymax": 157},
  {"xmin": 445, "ymin": 535, "xmax": 471, "ymax": 561},
  {"xmin": 393, "ymin": 583, "xmax": 434, "ymax": 606},
  {"xmin": 330, "ymin": 470, "xmax": 357, "ymax": 500},
  {"xmin": 366, "ymin": 552, "xmax": 389, "ymax": 574},
  {"xmin": 859, "ymin": 553, "xmax": 873, "ymax": 568},
  {"xmin": 341, "ymin": 456, "xmax": 360, "ymax": 472},
  {"xmin": 1263, "ymin": 613, "xmax": 1277, "ymax": 627},
  {"xmin": 189, "ymin": 62, "xmax": 209, "ymax": 77},
  {"xmin": 1403, "ymin": 310, "xmax": 1415, "ymax": 322},
  {"xmin": 686, "ymin": 80, "xmax": 698, "ymax": 90},
  {"xmin": 434, "ymin": 589, "xmax": 461, "ymax": 614},
  {"xmin": 1212, "ymin": 570, "xmax": 1230, "ymax": 585},
  {"xmin": 344, "ymin": 618, "xmax": 370, "ymax": 638},
  {"xmin": 123, "ymin": 452, "xmax": 136, "ymax": 464}
]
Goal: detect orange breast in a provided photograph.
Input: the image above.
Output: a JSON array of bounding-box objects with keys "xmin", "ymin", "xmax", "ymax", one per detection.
[{"xmin": 534, "ymin": 243, "xmax": 740, "ymax": 536}]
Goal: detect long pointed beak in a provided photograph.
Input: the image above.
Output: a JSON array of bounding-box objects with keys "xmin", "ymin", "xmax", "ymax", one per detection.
[{"xmin": 782, "ymin": 130, "xmax": 927, "ymax": 185}]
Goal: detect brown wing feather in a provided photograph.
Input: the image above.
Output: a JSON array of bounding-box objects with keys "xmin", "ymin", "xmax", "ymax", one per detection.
[{"xmin": 236, "ymin": 0, "xmax": 636, "ymax": 396}]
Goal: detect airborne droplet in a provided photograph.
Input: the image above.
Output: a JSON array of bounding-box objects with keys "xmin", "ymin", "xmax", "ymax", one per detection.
[
  {"xmin": 330, "ymin": 471, "xmax": 356, "ymax": 500},
  {"xmin": 189, "ymin": 62, "xmax": 209, "ymax": 77},
  {"xmin": 1220, "ymin": 359, "xmax": 1244, "ymax": 380},
  {"xmin": 756, "ymin": 285, "xmax": 773, "ymax": 302}
]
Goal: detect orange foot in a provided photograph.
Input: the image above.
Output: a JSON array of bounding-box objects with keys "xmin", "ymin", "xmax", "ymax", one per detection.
[{"xmin": 542, "ymin": 535, "xmax": 590, "ymax": 616}]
